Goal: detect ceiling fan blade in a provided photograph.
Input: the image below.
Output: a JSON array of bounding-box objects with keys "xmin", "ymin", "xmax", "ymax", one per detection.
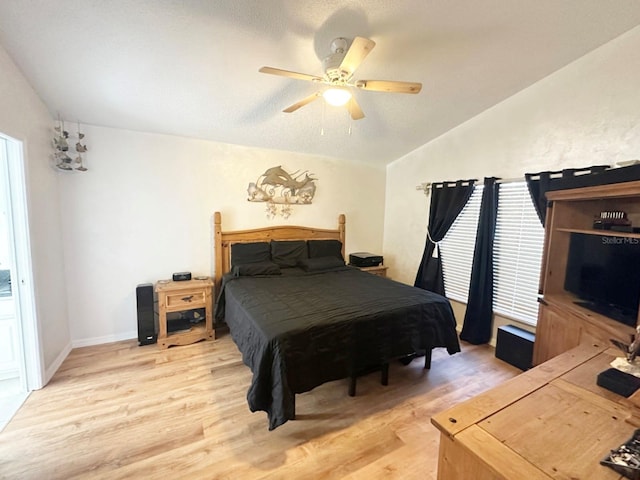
[
  {"xmin": 283, "ymin": 93, "xmax": 321, "ymax": 113},
  {"xmin": 355, "ymin": 80, "xmax": 422, "ymax": 94},
  {"xmin": 348, "ymin": 97, "xmax": 365, "ymax": 120},
  {"xmin": 259, "ymin": 66, "xmax": 322, "ymax": 83},
  {"xmin": 339, "ymin": 37, "xmax": 376, "ymax": 78}
]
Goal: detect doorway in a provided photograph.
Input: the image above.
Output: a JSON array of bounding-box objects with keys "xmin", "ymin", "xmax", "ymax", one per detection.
[{"xmin": 0, "ymin": 133, "xmax": 40, "ymax": 431}]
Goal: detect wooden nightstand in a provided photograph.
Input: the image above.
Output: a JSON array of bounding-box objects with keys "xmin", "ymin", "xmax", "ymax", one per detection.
[
  {"xmin": 355, "ymin": 265, "xmax": 388, "ymax": 278},
  {"xmin": 155, "ymin": 277, "xmax": 214, "ymax": 349}
]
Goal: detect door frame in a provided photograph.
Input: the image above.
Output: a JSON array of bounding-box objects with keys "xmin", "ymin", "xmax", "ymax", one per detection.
[{"xmin": 1, "ymin": 133, "xmax": 43, "ymax": 391}]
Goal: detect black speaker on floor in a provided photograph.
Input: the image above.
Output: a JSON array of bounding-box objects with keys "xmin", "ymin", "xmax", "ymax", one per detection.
[
  {"xmin": 495, "ymin": 325, "xmax": 535, "ymax": 371},
  {"xmin": 136, "ymin": 283, "xmax": 157, "ymax": 345}
]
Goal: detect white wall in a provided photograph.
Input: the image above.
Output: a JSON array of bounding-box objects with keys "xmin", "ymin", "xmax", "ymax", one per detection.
[
  {"xmin": 58, "ymin": 126, "xmax": 386, "ymax": 345},
  {"xmin": 5, "ymin": 23, "xmax": 640, "ymax": 356},
  {"xmin": 0, "ymin": 45, "xmax": 70, "ymax": 379},
  {"xmin": 384, "ymin": 26, "xmax": 640, "ymax": 336}
]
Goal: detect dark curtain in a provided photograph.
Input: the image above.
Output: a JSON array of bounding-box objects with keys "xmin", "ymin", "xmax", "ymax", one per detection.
[
  {"xmin": 414, "ymin": 180, "xmax": 476, "ymax": 295},
  {"xmin": 524, "ymin": 171, "xmax": 551, "ymax": 225},
  {"xmin": 459, "ymin": 177, "xmax": 499, "ymax": 345},
  {"xmin": 525, "ymin": 165, "xmax": 609, "ymax": 225}
]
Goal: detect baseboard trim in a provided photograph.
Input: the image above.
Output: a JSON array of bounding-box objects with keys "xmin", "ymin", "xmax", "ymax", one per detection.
[
  {"xmin": 71, "ymin": 331, "xmax": 137, "ymax": 348},
  {"xmin": 43, "ymin": 341, "xmax": 72, "ymax": 386}
]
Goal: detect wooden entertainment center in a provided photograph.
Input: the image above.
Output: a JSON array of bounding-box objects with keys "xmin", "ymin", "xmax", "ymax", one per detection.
[
  {"xmin": 431, "ymin": 178, "xmax": 640, "ymax": 480},
  {"xmin": 533, "ymin": 179, "xmax": 640, "ymax": 365}
]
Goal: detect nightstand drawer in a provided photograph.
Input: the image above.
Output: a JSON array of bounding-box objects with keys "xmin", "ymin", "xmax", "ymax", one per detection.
[{"xmin": 164, "ymin": 289, "xmax": 206, "ymax": 310}]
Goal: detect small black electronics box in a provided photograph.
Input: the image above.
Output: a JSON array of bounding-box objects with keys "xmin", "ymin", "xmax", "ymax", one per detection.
[
  {"xmin": 172, "ymin": 271, "xmax": 192, "ymax": 281},
  {"xmin": 349, "ymin": 252, "xmax": 383, "ymax": 268},
  {"xmin": 597, "ymin": 368, "xmax": 640, "ymax": 397},
  {"xmin": 495, "ymin": 325, "xmax": 535, "ymax": 371}
]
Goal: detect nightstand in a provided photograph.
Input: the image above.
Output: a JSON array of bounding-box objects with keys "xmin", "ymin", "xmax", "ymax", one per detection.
[
  {"xmin": 155, "ymin": 277, "xmax": 214, "ymax": 349},
  {"xmin": 355, "ymin": 265, "xmax": 388, "ymax": 278}
]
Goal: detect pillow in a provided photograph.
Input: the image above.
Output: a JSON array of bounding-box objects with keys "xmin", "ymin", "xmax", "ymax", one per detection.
[
  {"xmin": 271, "ymin": 240, "xmax": 308, "ymax": 267},
  {"xmin": 231, "ymin": 242, "xmax": 271, "ymax": 267},
  {"xmin": 232, "ymin": 261, "xmax": 281, "ymax": 277},
  {"xmin": 299, "ymin": 256, "xmax": 345, "ymax": 272},
  {"xmin": 308, "ymin": 239, "xmax": 344, "ymax": 260}
]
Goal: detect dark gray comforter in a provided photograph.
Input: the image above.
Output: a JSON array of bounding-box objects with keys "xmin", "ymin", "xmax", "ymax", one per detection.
[{"xmin": 215, "ymin": 267, "xmax": 460, "ymax": 430}]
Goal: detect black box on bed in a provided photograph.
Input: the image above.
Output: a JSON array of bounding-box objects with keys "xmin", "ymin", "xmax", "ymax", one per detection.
[{"xmin": 348, "ymin": 252, "xmax": 383, "ymax": 267}]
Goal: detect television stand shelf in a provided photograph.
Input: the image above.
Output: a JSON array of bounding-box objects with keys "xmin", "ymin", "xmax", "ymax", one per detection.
[
  {"xmin": 574, "ymin": 300, "xmax": 637, "ymax": 327},
  {"xmin": 532, "ymin": 180, "xmax": 640, "ymax": 365},
  {"xmin": 555, "ymin": 227, "xmax": 640, "ymax": 239}
]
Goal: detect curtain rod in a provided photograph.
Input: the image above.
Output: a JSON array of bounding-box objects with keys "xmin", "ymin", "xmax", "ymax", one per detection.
[{"xmin": 415, "ymin": 177, "xmax": 525, "ymax": 195}]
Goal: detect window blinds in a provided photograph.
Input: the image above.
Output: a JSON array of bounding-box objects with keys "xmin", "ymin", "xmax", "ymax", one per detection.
[
  {"xmin": 492, "ymin": 182, "xmax": 544, "ymax": 325},
  {"xmin": 440, "ymin": 186, "xmax": 483, "ymax": 303},
  {"xmin": 439, "ymin": 181, "xmax": 544, "ymax": 325}
]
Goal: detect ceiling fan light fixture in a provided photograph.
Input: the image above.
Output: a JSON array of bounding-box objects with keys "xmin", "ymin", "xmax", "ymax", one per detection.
[
  {"xmin": 259, "ymin": 36, "xmax": 421, "ymax": 119},
  {"xmin": 322, "ymin": 87, "xmax": 352, "ymax": 107}
]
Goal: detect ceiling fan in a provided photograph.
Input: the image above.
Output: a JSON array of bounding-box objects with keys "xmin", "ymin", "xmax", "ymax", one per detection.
[{"xmin": 259, "ymin": 36, "xmax": 422, "ymax": 120}]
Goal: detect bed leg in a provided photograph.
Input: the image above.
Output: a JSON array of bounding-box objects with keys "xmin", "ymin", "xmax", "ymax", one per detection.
[
  {"xmin": 381, "ymin": 363, "xmax": 389, "ymax": 386},
  {"xmin": 424, "ymin": 348, "xmax": 432, "ymax": 370},
  {"xmin": 348, "ymin": 376, "xmax": 356, "ymax": 397},
  {"xmin": 291, "ymin": 394, "xmax": 296, "ymax": 420}
]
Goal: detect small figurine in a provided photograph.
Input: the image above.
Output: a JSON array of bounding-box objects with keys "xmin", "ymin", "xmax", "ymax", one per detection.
[
  {"xmin": 611, "ymin": 325, "xmax": 640, "ymax": 363},
  {"xmin": 630, "ymin": 326, "xmax": 640, "ymax": 363}
]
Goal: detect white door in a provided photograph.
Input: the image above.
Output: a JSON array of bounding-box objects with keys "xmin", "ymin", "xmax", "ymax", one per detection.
[
  {"xmin": 0, "ymin": 137, "xmax": 20, "ymax": 386},
  {"xmin": 0, "ymin": 133, "xmax": 41, "ymax": 428},
  {"xmin": 0, "ymin": 269, "xmax": 18, "ymax": 382}
]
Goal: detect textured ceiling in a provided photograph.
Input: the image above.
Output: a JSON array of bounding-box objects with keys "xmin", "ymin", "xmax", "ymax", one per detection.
[{"xmin": 1, "ymin": 1, "xmax": 640, "ymax": 166}]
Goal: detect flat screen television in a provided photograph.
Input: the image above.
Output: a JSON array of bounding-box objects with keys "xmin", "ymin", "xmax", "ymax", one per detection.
[{"xmin": 564, "ymin": 232, "xmax": 640, "ymax": 327}]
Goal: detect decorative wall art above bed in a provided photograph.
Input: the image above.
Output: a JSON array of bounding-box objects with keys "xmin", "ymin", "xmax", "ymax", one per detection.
[{"xmin": 247, "ymin": 165, "xmax": 317, "ymax": 219}]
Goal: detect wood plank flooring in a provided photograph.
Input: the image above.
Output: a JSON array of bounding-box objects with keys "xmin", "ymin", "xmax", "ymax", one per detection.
[{"xmin": 0, "ymin": 333, "xmax": 520, "ymax": 479}]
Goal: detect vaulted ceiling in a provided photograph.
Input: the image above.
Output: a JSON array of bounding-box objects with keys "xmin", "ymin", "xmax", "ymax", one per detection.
[{"xmin": 1, "ymin": 1, "xmax": 640, "ymax": 166}]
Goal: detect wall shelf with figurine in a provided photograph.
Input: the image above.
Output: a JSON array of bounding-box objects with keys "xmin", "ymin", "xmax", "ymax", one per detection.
[{"xmin": 52, "ymin": 117, "xmax": 88, "ymax": 172}]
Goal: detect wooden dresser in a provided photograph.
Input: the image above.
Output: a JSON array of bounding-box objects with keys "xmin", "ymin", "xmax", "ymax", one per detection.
[{"xmin": 432, "ymin": 342, "xmax": 637, "ymax": 480}]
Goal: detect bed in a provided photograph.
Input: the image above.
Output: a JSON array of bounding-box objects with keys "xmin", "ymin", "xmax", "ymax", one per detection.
[{"xmin": 213, "ymin": 212, "xmax": 460, "ymax": 430}]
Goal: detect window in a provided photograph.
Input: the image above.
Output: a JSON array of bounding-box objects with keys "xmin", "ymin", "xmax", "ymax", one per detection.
[
  {"xmin": 439, "ymin": 186, "xmax": 483, "ymax": 303},
  {"xmin": 492, "ymin": 182, "xmax": 545, "ymax": 325},
  {"xmin": 439, "ymin": 181, "xmax": 544, "ymax": 325}
]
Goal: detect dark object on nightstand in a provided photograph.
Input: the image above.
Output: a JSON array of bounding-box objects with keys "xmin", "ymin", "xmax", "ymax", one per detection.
[
  {"xmin": 172, "ymin": 271, "xmax": 192, "ymax": 281},
  {"xmin": 348, "ymin": 252, "xmax": 383, "ymax": 267},
  {"xmin": 495, "ymin": 325, "xmax": 535, "ymax": 371},
  {"xmin": 136, "ymin": 283, "xmax": 157, "ymax": 345}
]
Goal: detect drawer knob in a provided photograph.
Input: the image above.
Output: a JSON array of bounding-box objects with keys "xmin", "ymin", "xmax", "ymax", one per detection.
[{"xmin": 181, "ymin": 295, "xmax": 194, "ymax": 302}]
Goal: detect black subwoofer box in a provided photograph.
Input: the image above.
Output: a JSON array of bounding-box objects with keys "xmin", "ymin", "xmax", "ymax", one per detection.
[
  {"xmin": 136, "ymin": 283, "xmax": 157, "ymax": 345},
  {"xmin": 495, "ymin": 325, "xmax": 535, "ymax": 371}
]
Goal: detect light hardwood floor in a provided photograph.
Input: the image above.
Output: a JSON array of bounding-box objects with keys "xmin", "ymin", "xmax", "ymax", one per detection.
[{"xmin": 0, "ymin": 333, "xmax": 520, "ymax": 479}]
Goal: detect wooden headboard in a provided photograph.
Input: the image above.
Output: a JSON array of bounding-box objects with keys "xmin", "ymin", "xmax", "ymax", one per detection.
[{"xmin": 213, "ymin": 211, "xmax": 346, "ymax": 297}]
